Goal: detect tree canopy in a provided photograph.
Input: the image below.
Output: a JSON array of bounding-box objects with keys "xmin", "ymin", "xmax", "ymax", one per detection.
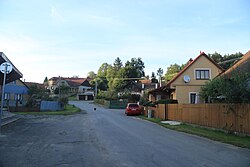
[
  {"xmin": 200, "ymin": 72, "xmax": 250, "ymax": 103},
  {"xmin": 208, "ymin": 52, "xmax": 243, "ymax": 70},
  {"xmin": 164, "ymin": 63, "xmax": 181, "ymax": 81}
]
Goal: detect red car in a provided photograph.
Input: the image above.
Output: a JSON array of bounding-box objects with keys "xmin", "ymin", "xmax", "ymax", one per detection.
[{"xmin": 125, "ymin": 103, "xmax": 141, "ymax": 116}]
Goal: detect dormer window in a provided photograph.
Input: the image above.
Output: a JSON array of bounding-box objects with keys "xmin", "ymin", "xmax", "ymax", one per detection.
[{"xmin": 195, "ymin": 69, "xmax": 210, "ymax": 80}]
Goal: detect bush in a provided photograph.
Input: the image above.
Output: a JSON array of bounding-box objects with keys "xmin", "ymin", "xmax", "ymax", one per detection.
[
  {"xmin": 200, "ymin": 72, "xmax": 250, "ymax": 103},
  {"xmin": 58, "ymin": 97, "xmax": 68, "ymax": 107}
]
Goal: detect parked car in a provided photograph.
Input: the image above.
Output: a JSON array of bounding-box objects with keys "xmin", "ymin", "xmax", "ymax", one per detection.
[{"xmin": 125, "ymin": 103, "xmax": 141, "ymax": 116}]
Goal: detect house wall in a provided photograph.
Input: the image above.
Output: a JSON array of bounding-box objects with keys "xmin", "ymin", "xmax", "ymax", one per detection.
[
  {"xmin": 3, "ymin": 80, "xmax": 29, "ymax": 107},
  {"xmin": 171, "ymin": 55, "xmax": 223, "ymax": 104}
]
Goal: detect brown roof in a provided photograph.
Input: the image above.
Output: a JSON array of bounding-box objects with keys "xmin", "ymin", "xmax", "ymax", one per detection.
[
  {"xmin": 222, "ymin": 50, "xmax": 250, "ymax": 77},
  {"xmin": 167, "ymin": 52, "xmax": 224, "ymax": 86},
  {"xmin": 25, "ymin": 82, "xmax": 44, "ymax": 89},
  {"xmin": 139, "ymin": 79, "xmax": 152, "ymax": 84},
  {"xmin": 48, "ymin": 77, "xmax": 92, "ymax": 87}
]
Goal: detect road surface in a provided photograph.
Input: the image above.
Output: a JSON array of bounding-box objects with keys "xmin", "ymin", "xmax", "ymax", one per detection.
[{"xmin": 0, "ymin": 101, "xmax": 249, "ymax": 167}]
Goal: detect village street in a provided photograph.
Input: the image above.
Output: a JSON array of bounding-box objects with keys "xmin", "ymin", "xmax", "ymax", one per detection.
[{"xmin": 0, "ymin": 101, "xmax": 250, "ymax": 167}]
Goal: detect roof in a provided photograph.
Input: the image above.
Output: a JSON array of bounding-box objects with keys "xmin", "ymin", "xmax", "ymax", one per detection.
[
  {"xmin": 139, "ymin": 79, "xmax": 152, "ymax": 84},
  {"xmin": 48, "ymin": 77, "xmax": 92, "ymax": 87},
  {"xmin": 5, "ymin": 79, "xmax": 29, "ymax": 94},
  {"xmin": 222, "ymin": 50, "xmax": 250, "ymax": 77},
  {"xmin": 167, "ymin": 52, "xmax": 224, "ymax": 86},
  {"xmin": 0, "ymin": 52, "xmax": 23, "ymax": 85},
  {"xmin": 148, "ymin": 85, "xmax": 174, "ymax": 95},
  {"xmin": 25, "ymin": 82, "xmax": 44, "ymax": 89}
]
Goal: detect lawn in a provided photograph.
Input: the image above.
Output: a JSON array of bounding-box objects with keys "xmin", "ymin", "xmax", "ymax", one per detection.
[
  {"xmin": 14, "ymin": 104, "xmax": 81, "ymax": 116},
  {"xmin": 138, "ymin": 115, "xmax": 250, "ymax": 149}
]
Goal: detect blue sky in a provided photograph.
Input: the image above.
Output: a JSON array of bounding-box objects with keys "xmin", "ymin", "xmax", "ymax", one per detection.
[{"xmin": 0, "ymin": 0, "xmax": 249, "ymax": 82}]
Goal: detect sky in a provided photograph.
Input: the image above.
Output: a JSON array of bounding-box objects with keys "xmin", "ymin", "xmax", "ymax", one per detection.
[{"xmin": 0, "ymin": 0, "xmax": 249, "ymax": 83}]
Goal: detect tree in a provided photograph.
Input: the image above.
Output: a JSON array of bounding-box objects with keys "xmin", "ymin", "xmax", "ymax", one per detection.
[
  {"xmin": 208, "ymin": 52, "xmax": 223, "ymax": 63},
  {"xmin": 200, "ymin": 72, "xmax": 250, "ymax": 103},
  {"xmin": 157, "ymin": 68, "xmax": 163, "ymax": 86},
  {"xmin": 151, "ymin": 72, "xmax": 158, "ymax": 83},
  {"xmin": 125, "ymin": 57, "xmax": 145, "ymax": 79},
  {"xmin": 208, "ymin": 52, "xmax": 243, "ymax": 70},
  {"xmin": 43, "ymin": 77, "xmax": 48, "ymax": 83},
  {"xmin": 87, "ymin": 71, "xmax": 96, "ymax": 78},
  {"xmin": 113, "ymin": 57, "xmax": 123, "ymax": 71},
  {"xmin": 97, "ymin": 63, "xmax": 110, "ymax": 78},
  {"xmin": 54, "ymin": 85, "xmax": 70, "ymax": 95},
  {"xmin": 165, "ymin": 64, "xmax": 181, "ymax": 81}
]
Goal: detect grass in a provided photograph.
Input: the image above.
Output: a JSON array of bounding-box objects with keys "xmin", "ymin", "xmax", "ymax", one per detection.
[
  {"xmin": 68, "ymin": 95, "xmax": 78, "ymax": 101},
  {"xmin": 14, "ymin": 104, "xmax": 81, "ymax": 116},
  {"xmin": 138, "ymin": 115, "xmax": 250, "ymax": 148}
]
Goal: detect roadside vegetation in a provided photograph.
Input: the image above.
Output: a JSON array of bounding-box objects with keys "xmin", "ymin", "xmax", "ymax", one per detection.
[
  {"xmin": 138, "ymin": 115, "xmax": 250, "ymax": 148},
  {"xmin": 14, "ymin": 104, "xmax": 81, "ymax": 116}
]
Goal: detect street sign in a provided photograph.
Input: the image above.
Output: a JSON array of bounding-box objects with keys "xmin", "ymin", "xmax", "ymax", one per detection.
[
  {"xmin": 0, "ymin": 62, "xmax": 13, "ymax": 74},
  {"xmin": 0, "ymin": 62, "xmax": 13, "ymax": 133}
]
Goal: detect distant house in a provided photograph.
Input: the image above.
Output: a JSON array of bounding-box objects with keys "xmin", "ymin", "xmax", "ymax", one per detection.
[
  {"xmin": 149, "ymin": 52, "xmax": 224, "ymax": 104},
  {"xmin": 119, "ymin": 79, "xmax": 158, "ymax": 97},
  {"xmin": 4, "ymin": 79, "xmax": 29, "ymax": 107},
  {"xmin": 46, "ymin": 77, "xmax": 94, "ymax": 100}
]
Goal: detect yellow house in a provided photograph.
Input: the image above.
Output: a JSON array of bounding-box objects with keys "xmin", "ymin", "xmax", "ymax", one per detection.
[
  {"xmin": 149, "ymin": 52, "xmax": 224, "ymax": 104},
  {"xmin": 168, "ymin": 52, "xmax": 224, "ymax": 104}
]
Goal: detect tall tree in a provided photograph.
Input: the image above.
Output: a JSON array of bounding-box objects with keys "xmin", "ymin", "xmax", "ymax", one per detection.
[
  {"xmin": 113, "ymin": 57, "xmax": 123, "ymax": 71},
  {"xmin": 208, "ymin": 52, "xmax": 223, "ymax": 63},
  {"xmin": 157, "ymin": 68, "xmax": 163, "ymax": 86},
  {"xmin": 43, "ymin": 77, "xmax": 48, "ymax": 83},
  {"xmin": 151, "ymin": 72, "xmax": 158, "ymax": 83},
  {"xmin": 125, "ymin": 57, "xmax": 145, "ymax": 78},
  {"xmin": 165, "ymin": 64, "xmax": 181, "ymax": 82},
  {"xmin": 97, "ymin": 63, "xmax": 110, "ymax": 78},
  {"xmin": 87, "ymin": 71, "xmax": 96, "ymax": 78}
]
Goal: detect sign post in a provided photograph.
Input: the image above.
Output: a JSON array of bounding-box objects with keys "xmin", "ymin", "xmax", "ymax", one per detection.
[{"xmin": 0, "ymin": 62, "xmax": 13, "ymax": 133}]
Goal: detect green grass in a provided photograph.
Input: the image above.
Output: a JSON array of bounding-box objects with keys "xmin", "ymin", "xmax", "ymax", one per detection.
[
  {"xmin": 138, "ymin": 115, "xmax": 250, "ymax": 148},
  {"xmin": 68, "ymin": 95, "xmax": 78, "ymax": 101},
  {"xmin": 14, "ymin": 104, "xmax": 81, "ymax": 116}
]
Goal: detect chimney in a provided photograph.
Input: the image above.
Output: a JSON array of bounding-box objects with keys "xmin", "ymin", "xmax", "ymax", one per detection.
[{"xmin": 188, "ymin": 58, "xmax": 193, "ymax": 65}]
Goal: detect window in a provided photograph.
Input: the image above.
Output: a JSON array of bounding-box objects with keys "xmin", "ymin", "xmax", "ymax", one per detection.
[
  {"xmin": 4, "ymin": 93, "xmax": 10, "ymax": 100},
  {"xmin": 189, "ymin": 92, "xmax": 200, "ymax": 104},
  {"xmin": 15, "ymin": 94, "xmax": 23, "ymax": 101},
  {"xmin": 195, "ymin": 69, "xmax": 210, "ymax": 80},
  {"xmin": 190, "ymin": 93, "xmax": 196, "ymax": 104}
]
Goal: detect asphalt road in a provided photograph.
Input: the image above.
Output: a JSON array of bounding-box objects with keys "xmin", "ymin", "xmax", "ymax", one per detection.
[{"xmin": 0, "ymin": 101, "xmax": 250, "ymax": 167}]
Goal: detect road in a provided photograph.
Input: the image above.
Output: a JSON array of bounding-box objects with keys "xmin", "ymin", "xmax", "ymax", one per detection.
[{"xmin": 0, "ymin": 101, "xmax": 250, "ymax": 167}]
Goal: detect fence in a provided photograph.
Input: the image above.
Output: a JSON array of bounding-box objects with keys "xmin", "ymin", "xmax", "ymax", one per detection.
[
  {"xmin": 40, "ymin": 101, "xmax": 63, "ymax": 111},
  {"xmin": 149, "ymin": 103, "xmax": 250, "ymax": 134}
]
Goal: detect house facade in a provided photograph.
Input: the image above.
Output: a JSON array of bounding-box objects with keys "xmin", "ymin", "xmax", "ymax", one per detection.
[
  {"xmin": 46, "ymin": 77, "xmax": 94, "ymax": 100},
  {"xmin": 4, "ymin": 79, "xmax": 29, "ymax": 107},
  {"xmin": 149, "ymin": 52, "xmax": 224, "ymax": 104}
]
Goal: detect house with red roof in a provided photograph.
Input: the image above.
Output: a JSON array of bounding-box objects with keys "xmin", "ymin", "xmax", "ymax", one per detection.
[
  {"xmin": 46, "ymin": 77, "xmax": 94, "ymax": 100},
  {"xmin": 149, "ymin": 52, "xmax": 224, "ymax": 104}
]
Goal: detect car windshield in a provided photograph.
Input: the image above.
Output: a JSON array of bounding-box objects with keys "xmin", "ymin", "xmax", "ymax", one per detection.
[{"xmin": 128, "ymin": 104, "xmax": 139, "ymax": 108}]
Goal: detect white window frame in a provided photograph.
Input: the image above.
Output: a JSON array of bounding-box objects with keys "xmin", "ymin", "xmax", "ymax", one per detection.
[
  {"xmin": 194, "ymin": 68, "xmax": 211, "ymax": 80},
  {"xmin": 4, "ymin": 93, "xmax": 10, "ymax": 100},
  {"xmin": 14, "ymin": 94, "xmax": 22, "ymax": 101},
  {"xmin": 189, "ymin": 92, "xmax": 199, "ymax": 104}
]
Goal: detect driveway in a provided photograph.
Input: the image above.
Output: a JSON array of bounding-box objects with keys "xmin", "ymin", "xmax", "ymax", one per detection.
[{"xmin": 0, "ymin": 101, "xmax": 249, "ymax": 167}]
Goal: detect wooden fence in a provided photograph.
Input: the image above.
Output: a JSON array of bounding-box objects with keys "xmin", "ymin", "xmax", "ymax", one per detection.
[{"xmin": 148, "ymin": 103, "xmax": 250, "ymax": 134}]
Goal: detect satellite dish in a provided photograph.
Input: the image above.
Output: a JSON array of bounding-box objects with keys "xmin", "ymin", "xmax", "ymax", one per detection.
[
  {"xmin": 0, "ymin": 62, "xmax": 13, "ymax": 74},
  {"xmin": 183, "ymin": 75, "xmax": 190, "ymax": 83}
]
